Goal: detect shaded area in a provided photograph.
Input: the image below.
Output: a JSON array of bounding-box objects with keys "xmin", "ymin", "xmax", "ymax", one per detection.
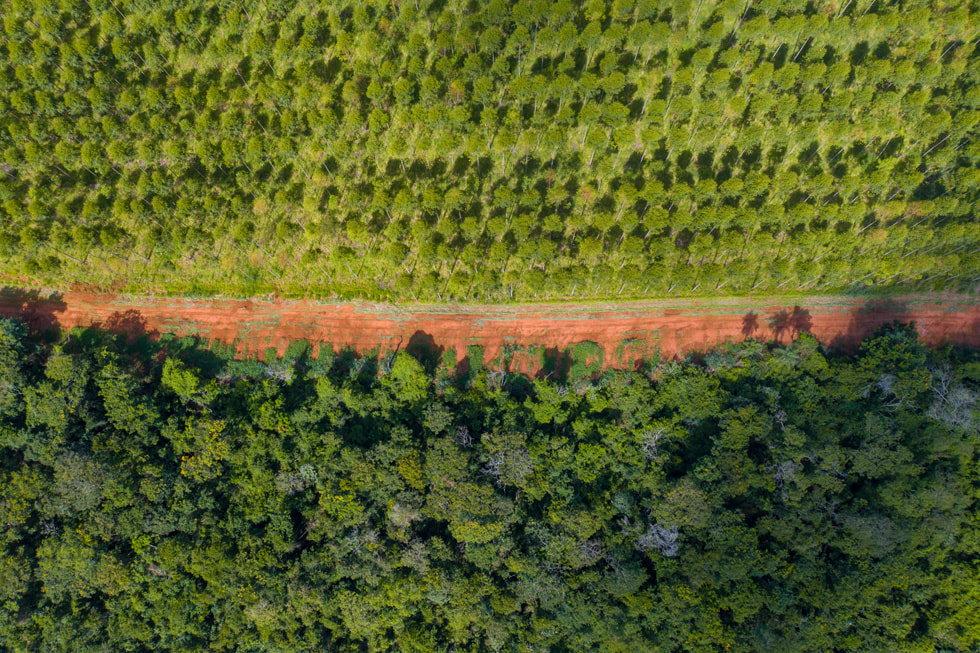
[
  {"xmin": 93, "ymin": 310, "xmax": 160, "ymax": 343},
  {"xmin": 454, "ymin": 355, "xmax": 471, "ymax": 379},
  {"xmin": 0, "ymin": 287, "xmax": 67, "ymax": 335},
  {"xmin": 829, "ymin": 298, "xmax": 912, "ymax": 352},
  {"xmin": 536, "ymin": 346, "xmax": 572, "ymax": 380},
  {"xmin": 768, "ymin": 306, "xmax": 813, "ymax": 342},
  {"xmin": 1, "ymin": 288, "xmax": 978, "ymax": 375},
  {"xmin": 405, "ymin": 330, "xmax": 443, "ymax": 374}
]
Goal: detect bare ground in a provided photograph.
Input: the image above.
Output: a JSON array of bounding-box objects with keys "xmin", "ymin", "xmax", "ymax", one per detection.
[{"xmin": 1, "ymin": 287, "xmax": 977, "ymax": 371}]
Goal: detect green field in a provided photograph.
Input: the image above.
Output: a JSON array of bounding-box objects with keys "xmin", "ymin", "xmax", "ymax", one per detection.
[{"xmin": 1, "ymin": 0, "xmax": 978, "ymax": 299}]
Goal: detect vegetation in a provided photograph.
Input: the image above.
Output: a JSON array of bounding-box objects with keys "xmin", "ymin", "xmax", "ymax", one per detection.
[
  {"xmin": 1, "ymin": 316, "xmax": 979, "ymax": 650},
  {"xmin": 1, "ymin": 0, "xmax": 979, "ymax": 299}
]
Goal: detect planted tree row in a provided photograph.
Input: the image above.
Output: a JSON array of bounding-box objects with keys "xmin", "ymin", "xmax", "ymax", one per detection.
[{"xmin": 1, "ymin": 0, "xmax": 978, "ymax": 299}]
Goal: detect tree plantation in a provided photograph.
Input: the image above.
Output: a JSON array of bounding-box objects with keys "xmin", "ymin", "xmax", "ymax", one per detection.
[
  {"xmin": 1, "ymin": 0, "xmax": 979, "ymax": 299},
  {"xmin": 0, "ymin": 317, "xmax": 978, "ymax": 650}
]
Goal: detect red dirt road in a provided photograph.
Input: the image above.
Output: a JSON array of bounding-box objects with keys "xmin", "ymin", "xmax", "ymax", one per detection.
[{"xmin": 0, "ymin": 289, "xmax": 977, "ymax": 369}]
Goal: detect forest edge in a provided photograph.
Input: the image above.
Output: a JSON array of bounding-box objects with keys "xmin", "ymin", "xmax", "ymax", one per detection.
[{"xmin": 0, "ymin": 287, "xmax": 977, "ymax": 375}]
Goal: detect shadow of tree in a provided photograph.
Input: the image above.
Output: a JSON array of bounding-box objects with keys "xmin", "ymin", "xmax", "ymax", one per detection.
[
  {"xmin": 405, "ymin": 330, "xmax": 443, "ymax": 375},
  {"xmin": 454, "ymin": 355, "xmax": 471, "ymax": 379},
  {"xmin": 789, "ymin": 306, "xmax": 813, "ymax": 335},
  {"xmin": 828, "ymin": 298, "xmax": 912, "ymax": 353},
  {"xmin": 94, "ymin": 310, "xmax": 159, "ymax": 339},
  {"xmin": 86, "ymin": 309, "xmax": 162, "ymax": 360},
  {"xmin": 536, "ymin": 346, "xmax": 572, "ymax": 382},
  {"xmin": 0, "ymin": 287, "xmax": 68, "ymax": 335},
  {"xmin": 741, "ymin": 312, "xmax": 759, "ymax": 337},
  {"xmin": 768, "ymin": 306, "xmax": 813, "ymax": 342}
]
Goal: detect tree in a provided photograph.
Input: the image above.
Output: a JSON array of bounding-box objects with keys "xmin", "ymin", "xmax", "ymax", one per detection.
[
  {"xmin": 0, "ymin": 0, "xmax": 975, "ymax": 299},
  {"xmin": 0, "ymin": 318, "xmax": 28, "ymax": 419}
]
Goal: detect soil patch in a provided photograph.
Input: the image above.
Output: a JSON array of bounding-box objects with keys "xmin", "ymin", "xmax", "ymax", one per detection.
[{"xmin": 1, "ymin": 289, "xmax": 977, "ymax": 372}]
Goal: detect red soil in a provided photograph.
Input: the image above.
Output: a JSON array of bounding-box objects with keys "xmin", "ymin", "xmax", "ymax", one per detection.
[{"xmin": 0, "ymin": 289, "xmax": 977, "ymax": 371}]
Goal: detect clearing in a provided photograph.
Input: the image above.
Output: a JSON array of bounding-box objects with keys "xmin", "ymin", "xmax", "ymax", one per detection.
[{"xmin": 1, "ymin": 288, "xmax": 977, "ymax": 372}]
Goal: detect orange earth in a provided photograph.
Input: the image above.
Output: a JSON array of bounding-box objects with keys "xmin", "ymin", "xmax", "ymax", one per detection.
[{"xmin": 1, "ymin": 288, "xmax": 978, "ymax": 372}]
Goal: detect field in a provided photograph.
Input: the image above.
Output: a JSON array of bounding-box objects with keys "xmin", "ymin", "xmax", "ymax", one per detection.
[{"xmin": 1, "ymin": 1, "xmax": 978, "ymax": 300}]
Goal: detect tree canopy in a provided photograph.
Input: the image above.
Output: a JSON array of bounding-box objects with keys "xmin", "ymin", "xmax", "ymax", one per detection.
[
  {"xmin": 0, "ymin": 317, "xmax": 979, "ymax": 650},
  {"xmin": 0, "ymin": 0, "xmax": 978, "ymax": 299}
]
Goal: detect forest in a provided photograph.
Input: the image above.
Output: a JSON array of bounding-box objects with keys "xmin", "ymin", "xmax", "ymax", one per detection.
[
  {"xmin": 1, "ymin": 0, "xmax": 979, "ymax": 300},
  {"xmin": 0, "ymin": 316, "xmax": 978, "ymax": 650}
]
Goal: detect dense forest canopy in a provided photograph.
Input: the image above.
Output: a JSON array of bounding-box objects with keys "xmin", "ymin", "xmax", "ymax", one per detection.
[
  {"xmin": 0, "ymin": 317, "xmax": 979, "ymax": 650},
  {"xmin": 1, "ymin": 0, "xmax": 978, "ymax": 299}
]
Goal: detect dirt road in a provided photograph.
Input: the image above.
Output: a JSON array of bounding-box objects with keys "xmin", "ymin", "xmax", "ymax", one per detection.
[{"xmin": 1, "ymin": 288, "xmax": 977, "ymax": 370}]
